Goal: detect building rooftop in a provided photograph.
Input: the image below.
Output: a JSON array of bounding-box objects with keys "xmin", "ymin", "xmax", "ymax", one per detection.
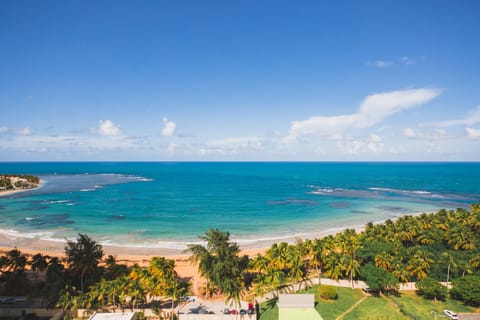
[{"xmin": 88, "ymin": 312, "xmax": 137, "ymax": 320}]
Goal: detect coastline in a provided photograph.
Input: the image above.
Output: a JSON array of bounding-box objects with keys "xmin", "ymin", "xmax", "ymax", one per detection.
[
  {"xmin": 0, "ymin": 208, "xmax": 440, "ymax": 296},
  {"xmin": 0, "ymin": 207, "xmax": 437, "ymax": 258},
  {"xmin": 0, "ymin": 179, "xmax": 43, "ymax": 197}
]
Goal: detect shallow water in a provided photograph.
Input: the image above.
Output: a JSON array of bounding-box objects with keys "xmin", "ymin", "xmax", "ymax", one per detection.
[{"xmin": 0, "ymin": 162, "xmax": 479, "ymax": 248}]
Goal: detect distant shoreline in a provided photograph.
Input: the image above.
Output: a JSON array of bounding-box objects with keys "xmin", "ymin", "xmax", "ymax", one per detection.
[
  {"xmin": 0, "ymin": 185, "xmax": 40, "ymax": 197},
  {"xmin": 0, "ymin": 174, "xmax": 42, "ymax": 197}
]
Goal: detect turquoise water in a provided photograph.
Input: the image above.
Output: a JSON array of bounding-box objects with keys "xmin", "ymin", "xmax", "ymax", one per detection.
[{"xmin": 0, "ymin": 162, "xmax": 479, "ymax": 248}]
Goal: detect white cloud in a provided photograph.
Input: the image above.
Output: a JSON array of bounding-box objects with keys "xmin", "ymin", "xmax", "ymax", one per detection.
[
  {"xmin": 199, "ymin": 137, "xmax": 264, "ymax": 155},
  {"xmin": 335, "ymin": 134, "xmax": 384, "ymax": 155},
  {"xmin": 17, "ymin": 127, "xmax": 32, "ymax": 135},
  {"xmin": 0, "ymin": 127, "xmax": 8, "ymax": 133},
  {"xmin": 403, "ymin": 128, "xmax": 416, "ymax": 138},
  {"xmin": 400, "ymin": 56, "xmax": 415, "ymax": 65},
  {"xmin": 366, "ymin": 60, "xmax": 393, "ymax": 68},
  {"xmin": 369, "ymin": 133, "xmax": 382, "ymax": 143},
  {"xmin": 161, "ymin": 117, "xmax": 176, "ymax": 137},
  {"xmin": 167, "ymin": 142, "xmax": 177, "ymax": 153},
  {"xmin": 403, "ymin": 127, "xmax": 448, "ymax": 140},
  {"xmin": 98, "ymin": 120, "xmax": 121, "ymax": 136},
  {"xmin": 466, "ymin": 127, "xmax": 480, "ymax": 139},
  {"xmin": 286, "ymin": 88, "xmax": 441, "ymax": 142},
  {"xmin": 429, "ymin": 106, "xmax": 480, "ymax": 127}
]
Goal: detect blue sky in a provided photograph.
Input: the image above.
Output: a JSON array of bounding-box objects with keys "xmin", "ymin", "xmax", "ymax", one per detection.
[{"xmin": 1, "ymin": 1, "xmax": 480, "ymax": 161}]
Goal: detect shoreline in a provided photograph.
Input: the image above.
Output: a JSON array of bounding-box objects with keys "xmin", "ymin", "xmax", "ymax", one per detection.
[
  {"xmin": 0, "ymin": 223, "xmax": 370, "ymax": 258},
  {"xmin": 0, "ymin": 208, "xmax": 437, "ymax": 257},
  {"xmin": 0, "ymin": 209, "xmax": 436, "ymax": 296},
  {"xmin": 0, "ymin": 179, "xmax": 43, "ymax": 198}
]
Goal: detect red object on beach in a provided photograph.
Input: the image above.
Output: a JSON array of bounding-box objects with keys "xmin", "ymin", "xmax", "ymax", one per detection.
[
  {"xmin": 248, "ymin": 302, "xmax": 254, "ymax": 310},
  {"xmin": 231, "ymin": 310, "xmax": 237, "ymax": 315}
]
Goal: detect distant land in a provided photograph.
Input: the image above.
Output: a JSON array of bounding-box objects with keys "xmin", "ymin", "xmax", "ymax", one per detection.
[{"xmin": 0, "ymin": 174, "xmax": 40, "ymax": 194}]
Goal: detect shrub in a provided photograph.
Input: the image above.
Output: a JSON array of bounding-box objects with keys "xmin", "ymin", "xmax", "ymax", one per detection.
[
  {"xmin": 318, "ymin": 285, "xmax": 337, "ymax": 300},
  {"xmin": 450, "ymin": 276, "xmax": 480, "ymax": 307},
  {"xmin": 416, "ymin": 277, "xmax": 448, "ymax": 301}
]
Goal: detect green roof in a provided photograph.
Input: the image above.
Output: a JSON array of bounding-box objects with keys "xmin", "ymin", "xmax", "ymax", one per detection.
[{"xmin": 279, "ymin": 308, "xmax": 323, "ymax": 320}]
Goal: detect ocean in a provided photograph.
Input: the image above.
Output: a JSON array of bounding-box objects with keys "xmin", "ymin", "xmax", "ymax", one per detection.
[{"xmin": 0, "ymin": 162, "xmax": 479, "ymax": 249}]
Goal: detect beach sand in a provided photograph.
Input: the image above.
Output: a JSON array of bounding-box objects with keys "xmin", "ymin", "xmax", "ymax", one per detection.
[
  {"xmin": 0, "ymin": 223, "xmax": 370, "ymax": 296},
  {"xmin": 0, "ymin": 233, "xmax": 268, "ymax": 296}
]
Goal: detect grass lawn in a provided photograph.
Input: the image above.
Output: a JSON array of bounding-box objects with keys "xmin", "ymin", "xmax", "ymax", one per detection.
[
  {"xmin": 343, "ymin": 295, "xmax": 410, "ymax": 320},
  {"xmin": 259, "ymin": 287, "xmax": 479, "ymax": 320},
  {"xmin": 258, "ymin": 298, "xmax": 278, "ymax": 320},
  {"xmin": 390, "ymin": 291, "xmax": 478, "ymax": 319},
  {"xmin": 259, "ymin": 285, "xmax": 364, "ymax": 320},
  {"xmin": 313, "ymin": 287, "xmax": 364, "ymax": 320}
]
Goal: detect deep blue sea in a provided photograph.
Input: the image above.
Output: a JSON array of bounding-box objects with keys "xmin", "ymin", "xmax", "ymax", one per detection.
[{"xmin": 0, "ymin": 162, "xmax": 479, "ymax": 249}]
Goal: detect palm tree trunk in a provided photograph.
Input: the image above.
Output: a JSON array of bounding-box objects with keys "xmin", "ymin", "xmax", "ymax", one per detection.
[
  {"xmin": 81, "ymin": 273, "xmax": 85, "ymax": 292},
  {"xmin": 446, "ymin": 262, "xmax": 451, "ymax": 283},
  {"xmin": 317, "ymin": 266, "xmax": 321, "ymax": 286}
]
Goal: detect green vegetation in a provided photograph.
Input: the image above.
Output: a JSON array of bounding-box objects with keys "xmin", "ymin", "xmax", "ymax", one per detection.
[
  {"xmin": 343, "ymin": 295, "xmax": 407, "ymax": 320},
  {"xmin": 0, "ymin": 174, "xmax": 40, "ymax": 190},
  {"xmin": 416, "ymin": 277, "xmax": 448, "ymax": 301},
  {"xmin": 184, "ymin": 228, "xmax": 248, "ymax": 309},
  {"xmin": 259, "ymin": 288, "xmax": 477, "ymax": 320},
  {"xmin": 318, "ymin": 285, "xmax": 337, "ymax": 300},
  {"xmin": 450, "ymin": 276, "xmax": 480, "ymax": 307},
  {"xmin": 360, "ymin": 263, "xmax": 399, "ymax": 295},
  {"xmin": 313, "ymin": 287, "xmax": 364, "ymax": 320},
  {"xmin": 1, "ymin": 204, "xmax": 480, "ymax": 318},
  {"xmin": 389, "ymin": 291, "xmax": 476, "ymax": 319},
  {"xmin": 250, "ymin": 204, "xmax": 480, "ymax": 308}
]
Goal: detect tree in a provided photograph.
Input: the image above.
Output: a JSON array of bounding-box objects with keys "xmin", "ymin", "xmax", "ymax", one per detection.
[
  {"xmin": 30, "ymin": 253, "xmax": 50, "ymax": 273},
  {"xmin": 65, "ymin": 233, "xmax": 104, "ymax": 292},
  {"xmin": 406, "ymin": 250, "xmax": 433, "ymax": 280},
  {"xmin": 440, "ymin": 251, "xmax": 456, "ymax": 283},
  {"xmin": 338, "ymin": 229, "xmax": 361, "ymax": 288},
  {"xmin": 318, "ymin": 285, "xmax": 337, "ymax": 300},
  {"xmin": 360, "ymin": 263, "xmax": 399, "ymax": 296},
  {"xmin": 450, "ymin": 276, "xmax": 480, "ymax": 307},
  {"xmin": 185, "ymin": 228, "xmax": 246, "ymax": 310},
  {"xmin": 310, "ymin": 237, "xmax": 331, "ymax": 285},
  {"xmin": 416, "ymin": 277, "xmax": 448, "ymax": 301},
  {"xmin": 2, "ymin": 249, "xmax": 27, "ymax": 272}
]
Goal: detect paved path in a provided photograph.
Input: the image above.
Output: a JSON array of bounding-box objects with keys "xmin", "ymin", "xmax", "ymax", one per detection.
[{"xmin": 335, "ymin": 295, "xmax": 368, "ymax": 320}]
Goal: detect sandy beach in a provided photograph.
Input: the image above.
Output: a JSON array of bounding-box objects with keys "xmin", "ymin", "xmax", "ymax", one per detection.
[
  {"xmin": 0, "ymin": 222, "xmax": 371, "ymax": 296},
  {"xmin": 0, "ymin": 232, "xmax": 268, "ymax": 296}
]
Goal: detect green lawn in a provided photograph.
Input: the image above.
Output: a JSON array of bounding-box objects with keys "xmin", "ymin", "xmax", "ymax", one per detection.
[
  {"xmin": 259, "ymin": 285, "xmax": 364, "ymax": 320},
  {"xmin": 342, "ymin": 291, "xmax": 477, "ymax": 320},
  {"xmin": 258, "ymin": 298, "xmax": 278, "ymax": 320},
  {"xmin": 389, "ymin": 291, "xmax": 477, "ymax": 319},
  {"xmin": 313, "ymin": 287, "xmax": 364, "ymax": 320},
  {"xmin": 343, "ymin": 295, "xmax": 409, "ymax": 320},
  {"xmin": 259, "ymin": 287, "xmax": 479, "ymax": 320}
]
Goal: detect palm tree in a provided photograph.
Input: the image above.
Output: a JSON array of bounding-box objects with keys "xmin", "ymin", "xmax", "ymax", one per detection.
[
  {"xmin": 310, "ymin": 238, "xmax": 331, "ymax": 285},
  {"xmin": 3, "ymin": 249, "xmax": 27, "ymax": 272},
  {"xmin": 470, "ymin": 254, "xmax": 480, "ymax": 272},
  {"xmin": 286, "ymin": 246, "xmax": 306, "ymax": 291},
  {"xmin": 185, "ymin": 242, "xmax": 213, "ymax": 297},
  {"xmin": 266, "ymin": 242, "xmax": 289, "ymax": 271},
  {"xmin": 406, "ymin": 250, "xmax": 433, "ymax": 280},
  {"xmin": 30, "ymin": 253, "xmax": 50, "ymax": 273},
  {"xmin": 392, "ymin": 263, "xmax": 409, "ymax": 283},
  {"xmin": 338, "ymin": 229, "xmax": 361, "ymax": 288},
  {"xmin": 448, "ymin": 226, "xmax": 476, "ymax": 250},
  {"xmin": 185, "ymin": 228, "xmax": 245, "ymax": 310},
  {"xmin": 65, "ymin": 233, "xmax": 104, "ymax": 292},
  {"xmin": 325, "ymin": 253, "xmax": 343, "ymax": 281},
  {"xmin": 374, "ymin": 252, "xmax": 394, "ymax": 271},
  {"xmin": 441, "ymin": 251, "xmax": 456, "ymax": 283}
]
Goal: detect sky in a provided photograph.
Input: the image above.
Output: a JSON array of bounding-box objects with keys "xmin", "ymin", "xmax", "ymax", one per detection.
[{"xmin": 1, "ymin": 1, "xmax": 480, "ymax": 161}]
